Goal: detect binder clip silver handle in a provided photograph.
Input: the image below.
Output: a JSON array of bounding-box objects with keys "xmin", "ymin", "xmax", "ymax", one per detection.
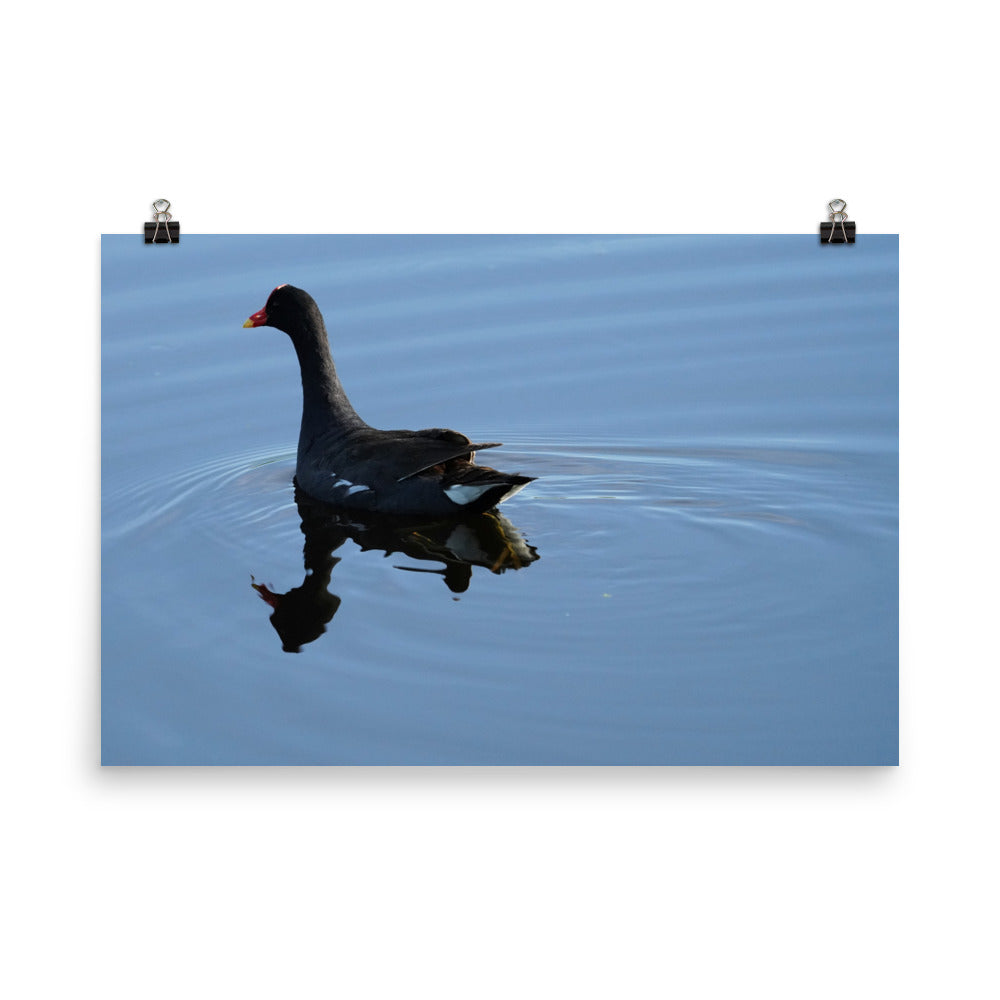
[
  {"xmin": 145, "ymin": 199, "xmax": 180, "ymax": 244},
  {"xmin": 828, "ymin": 199, "xmax": 848, "ymax": 243},
  {"xmin": 819, "ymin": 198, "xmax": 855, "ymax": 244}
]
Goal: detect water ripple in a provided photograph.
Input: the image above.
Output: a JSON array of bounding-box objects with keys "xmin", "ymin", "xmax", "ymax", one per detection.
[
  {"xmin": 102, "ymin": 434, "xmax": 879, "ymax": 556},
  {"xmin": 102, "ymin": 445, "xmax": 296, "ymax": 545}
]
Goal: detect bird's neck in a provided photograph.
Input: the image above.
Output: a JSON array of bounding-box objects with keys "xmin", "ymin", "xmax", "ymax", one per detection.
[{"xmin": 292, "ymin": 324, "xmax": 366, "ymax": 436}]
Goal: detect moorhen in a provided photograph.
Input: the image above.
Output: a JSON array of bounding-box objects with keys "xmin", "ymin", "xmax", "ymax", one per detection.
[{"xmin": 244, "ymin": 284, "xmax": 534, "ymax": 515}]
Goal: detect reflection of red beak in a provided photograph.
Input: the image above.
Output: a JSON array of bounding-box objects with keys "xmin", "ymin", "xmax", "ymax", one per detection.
[
  {"xmin": 243, "ymin": 306, "xmax": 268, "ymax": 328},
  {"xmin": 251, "ymin": 578, "xmax": 282, "ymax": 608}
]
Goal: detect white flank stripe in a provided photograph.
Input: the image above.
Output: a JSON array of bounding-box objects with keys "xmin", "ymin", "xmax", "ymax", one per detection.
[{"xmin": 329, "ymin": 476, "xmax": 369, "ymax": 495}]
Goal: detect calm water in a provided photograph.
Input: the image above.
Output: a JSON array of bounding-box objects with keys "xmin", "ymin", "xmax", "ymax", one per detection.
[{"xmin": 101, "ymin": 235, "xmax": 898, "ymax": 764}]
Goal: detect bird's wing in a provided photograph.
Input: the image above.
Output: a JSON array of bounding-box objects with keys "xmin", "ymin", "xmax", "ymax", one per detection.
[{"xmin": 343, "ymin": 429, "xmax": 502, "ymax": 483}]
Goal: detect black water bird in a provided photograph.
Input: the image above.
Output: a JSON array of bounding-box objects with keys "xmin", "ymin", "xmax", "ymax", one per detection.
[{"xmin": 244, "ymin": 284, "xmax": 534, "ymax": 515}]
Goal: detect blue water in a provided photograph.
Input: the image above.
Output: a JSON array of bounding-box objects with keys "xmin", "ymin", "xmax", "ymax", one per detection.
[{"xmin": 101, "ymin": 235, "xmax": 898, "ymax": 764}]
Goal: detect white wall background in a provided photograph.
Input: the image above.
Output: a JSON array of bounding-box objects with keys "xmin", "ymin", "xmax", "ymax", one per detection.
[{"xmin": 2, "ymin": 2, "xmax": 995, "ymax": 998}]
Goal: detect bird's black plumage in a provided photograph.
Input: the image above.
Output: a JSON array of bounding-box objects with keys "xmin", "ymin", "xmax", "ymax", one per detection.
[{"xmin": 244, "ymin": 284, "xmax": 534, "ymax": 515}]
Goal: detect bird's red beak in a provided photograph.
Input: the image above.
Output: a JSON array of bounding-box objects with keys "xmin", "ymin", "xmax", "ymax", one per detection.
[{"xmin": 243, "ymin": 306, "xmax": 268, "ymax": 328}]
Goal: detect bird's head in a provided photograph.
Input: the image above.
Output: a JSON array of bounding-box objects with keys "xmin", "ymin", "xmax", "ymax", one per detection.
[{"xmin": 243, "ymin": 284, "xmax": 323, "ymax": 337}]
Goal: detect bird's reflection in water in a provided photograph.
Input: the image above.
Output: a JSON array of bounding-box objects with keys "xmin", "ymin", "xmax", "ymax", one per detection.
[{"xmin": 252, "ymin": 487, "xmax": 540, "ymax": 652}]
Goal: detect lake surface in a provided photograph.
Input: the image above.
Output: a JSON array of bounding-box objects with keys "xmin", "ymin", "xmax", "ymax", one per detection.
[{"xmin": 101, "ymin": 235, "xmax": 897, "ymax": 764}]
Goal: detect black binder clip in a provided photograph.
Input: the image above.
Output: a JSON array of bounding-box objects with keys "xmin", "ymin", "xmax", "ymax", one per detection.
[
  {"xmin": 820, "ymin": 199, "xmax": 855, "ymax": 244},
  {"xmin": 144, "ymin": 199, "xmax": 179, "ymax": 244}
]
